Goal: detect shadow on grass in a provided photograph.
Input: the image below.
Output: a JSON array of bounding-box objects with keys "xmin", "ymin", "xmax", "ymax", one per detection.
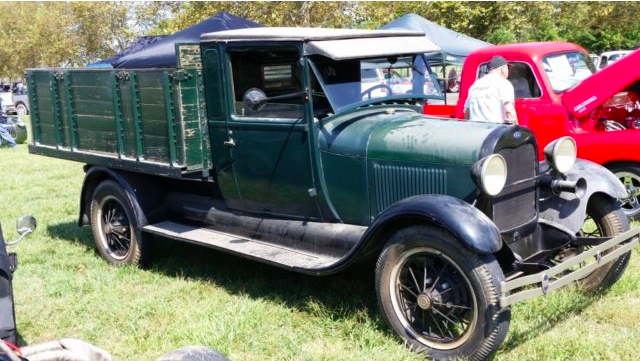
[
  {"xmin": 47, "ymin": 221, "xmax": 608, "ymax": 353},
  {"xmin": 46, "ymin": 221, "xmax": 388, "ymax": 332},
  {"xmin": 47, "ymin": 221, "xmax": 94, "ymax": 249}
]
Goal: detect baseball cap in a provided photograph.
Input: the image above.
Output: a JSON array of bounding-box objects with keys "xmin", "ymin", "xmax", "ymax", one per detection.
[{"xmin": 487, "ymin": 56, "xmax": 509, "ymax": 70}]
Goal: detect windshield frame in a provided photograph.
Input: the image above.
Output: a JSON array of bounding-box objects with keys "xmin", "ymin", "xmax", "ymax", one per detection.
[
  {"xmin": 541, "ymin": 50, "xmax": 596, "ymax": 94},
  {"xmin": 308, "ymin": 53, "xmax": 444, "ymax": 115}
]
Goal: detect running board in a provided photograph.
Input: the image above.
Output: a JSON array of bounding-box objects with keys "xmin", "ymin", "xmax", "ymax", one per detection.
[
  {"xmin": 499, "ymin": 227, "xmax": 640, "ymax": 307},
  {"xmin": 143, "ymin": 221, "xmax": 341, "ymax": 271}
]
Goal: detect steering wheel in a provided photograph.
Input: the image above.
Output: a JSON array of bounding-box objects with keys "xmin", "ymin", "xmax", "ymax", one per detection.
[{"xmin": 361, "ymin": 84, "xmax": 393, "ymax": 100}]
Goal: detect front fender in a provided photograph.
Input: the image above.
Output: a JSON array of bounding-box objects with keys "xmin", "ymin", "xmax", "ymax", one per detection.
[
  {"xmin": 539, "ymin": 159, "xmax": 626, "ymax": 235},
  {"xmin": 363, "ymin": 195, "xmax": 502, "ymax": 254}
]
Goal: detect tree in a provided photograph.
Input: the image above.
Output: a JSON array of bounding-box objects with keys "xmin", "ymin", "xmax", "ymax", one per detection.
[
  {"xmin": 0, "ymin": 2, "xmax": 164, "ymax": 78},
  {"xmin": 160, "ymin": 1, "xmax": 359, "ymax": 31}
]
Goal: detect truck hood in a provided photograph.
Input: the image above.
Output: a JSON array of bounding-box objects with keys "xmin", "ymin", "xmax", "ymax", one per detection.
[
  {"xmin": 319, "ymin": 106, "xmax": 513, "ymax": 165},
  {"xmin": 562, "ymin": 49, "xmax": 640, "ymax": 118}
]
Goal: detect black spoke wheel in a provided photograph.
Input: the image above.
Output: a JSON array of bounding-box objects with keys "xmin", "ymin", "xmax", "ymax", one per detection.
[
  {"xmin": 98, "ymin": 197, "xmax": 132, "ymax": 260},
  {"xmin": 576, "ymin": 195, "xmax": 631, "ymax": 291},
  {"xmin": 391, "ymin": 248, "xmax": 477, "ymax": 349},
  {"xmin": 90, "ymin": 180, "xmax": 150, "ymax": 266},
  {"xmin": 376, "ymin": 225, "xmax": 510, "ymax": 361}
]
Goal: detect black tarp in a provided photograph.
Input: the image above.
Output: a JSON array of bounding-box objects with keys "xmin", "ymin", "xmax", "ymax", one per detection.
[
  {"xmin": 113, "ymin": 12, "xmax": 263, "ymax": 69},
  {"xmin": 380, "ymin": 13, "xmax": 491, "ymax": 65},
  {"xmin": 88, "ymin": 36, "xmax": 165, "ymax": 67}
]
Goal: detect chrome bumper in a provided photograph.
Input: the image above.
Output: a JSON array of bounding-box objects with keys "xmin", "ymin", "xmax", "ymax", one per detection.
[{"xmin": 499, "ymin": 227, "xmax": 640, "ymax": 307}]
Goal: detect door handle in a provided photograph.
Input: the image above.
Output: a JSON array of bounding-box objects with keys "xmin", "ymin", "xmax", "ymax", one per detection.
[{"xmin": 223, "ymin": 138, "xmax": 236, "ymax": 147}]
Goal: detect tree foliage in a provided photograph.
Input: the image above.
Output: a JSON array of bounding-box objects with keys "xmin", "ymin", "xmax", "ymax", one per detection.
[
  {"xmin": 2, "ymin": 1, "xmax": 639, "ymax": 78},
  {"xmin": 166, "ymin": 1, "xmax": 358, "ymax": 31},
  {"xmin": 0, "ymin": 2, "xmax": 134, "ymax": 78},
  {"xmin": 0, "ymin": 2, "xmax": 169, "ymax": 78}
]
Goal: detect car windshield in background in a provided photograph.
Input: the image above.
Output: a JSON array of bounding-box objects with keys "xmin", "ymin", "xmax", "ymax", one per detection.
[
  {"xmin": 309, "ymin": 54, "xmax": 441, "ymax": 113},
  {"xmin": 543, "ymin": 51, "xmax": 595, "ymax": 93}
]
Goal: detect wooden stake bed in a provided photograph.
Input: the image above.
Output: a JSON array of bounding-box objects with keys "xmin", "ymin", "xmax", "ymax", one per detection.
[{"xmin": 26, "ymin": 67, "xmax": 211, "ymax": 179}]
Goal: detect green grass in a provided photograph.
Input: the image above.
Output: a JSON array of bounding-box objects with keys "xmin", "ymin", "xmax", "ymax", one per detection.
[{"xmin": 1, "ymin": 139, "xmax": 640, "ymax": 360}]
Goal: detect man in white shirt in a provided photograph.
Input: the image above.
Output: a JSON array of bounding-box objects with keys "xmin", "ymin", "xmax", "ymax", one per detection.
[{"xmin": 464, "ymin": 56, "xmax": 517, "ymax": 123}]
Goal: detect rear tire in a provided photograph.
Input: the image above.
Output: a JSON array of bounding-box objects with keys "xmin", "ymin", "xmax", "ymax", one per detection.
[
  {"xmin": 375, "ymin": 225, "xmax": 510, "ymax": 361},
  {"xmin": 578, "ymin": 195, "xmax": 631, "ymax": 291},
  {"xmin": 90, "ymin": 180, "xmax": 150, "ymax": 266}
]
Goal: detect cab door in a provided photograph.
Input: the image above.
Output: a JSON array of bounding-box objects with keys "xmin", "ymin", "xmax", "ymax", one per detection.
[
  {"xmin": 505, "ymin": 60, "xmax": 552, "ymax": 147},
  {"xmin": 217, "ymin": 44, "xmax": 321, "ymax": 219},
  {"xmin": 202, "ymin": 45, "xmax": 241, "ymax": 203}
]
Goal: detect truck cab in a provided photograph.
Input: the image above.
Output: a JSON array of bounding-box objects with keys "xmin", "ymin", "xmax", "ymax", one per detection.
[
  {"xmin": 425, "ymin": 42, "xmax": 640, "ymax": 219},
  {"xmin": 27, "ymin": 29, "xmax": 639, "ymax": 361}
]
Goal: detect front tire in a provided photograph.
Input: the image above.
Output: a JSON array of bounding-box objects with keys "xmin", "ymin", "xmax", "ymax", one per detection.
[
  {"xmin": 375, "ymin": 225, "xmax": 510, "ymax": 361},
  {"xmin": 90, "ymin": 180, "xmax": 150, "ymax": 266},
  {"xmin": 578, "ymin": 195, "xmax": 631, "ymax": 291}
]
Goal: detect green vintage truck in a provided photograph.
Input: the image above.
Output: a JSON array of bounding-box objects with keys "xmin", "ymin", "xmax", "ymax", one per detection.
[{"xmin": 27, "ymin": 28, "xmax": 639, "ymax": 360}]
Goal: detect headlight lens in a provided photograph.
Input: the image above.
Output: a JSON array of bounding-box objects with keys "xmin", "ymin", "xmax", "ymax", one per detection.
[
  {"xmin": 544, "ymin": 136, "xmax": 577, "ymax": 174},
  {"xmin": 472, "ymin": 154, "xmax": 508, "ymax": 196}
]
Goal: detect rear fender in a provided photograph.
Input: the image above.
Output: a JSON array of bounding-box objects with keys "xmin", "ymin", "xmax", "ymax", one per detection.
[
  {"xmin": 78, "ymin": 167, "xmax": 165, "ymax": 228},
  {"xmin": 361, "ymin": 195, "xmax": 502, "ymax": 256},
  {"xmin": 539, "ymin": 159, "xmax": 626, "ymax": 235}
]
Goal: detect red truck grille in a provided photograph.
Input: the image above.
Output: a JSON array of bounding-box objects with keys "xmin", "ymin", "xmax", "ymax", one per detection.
[{"xmin": 493, "ymin": 143, "xmax": 538, "ymax": 231}]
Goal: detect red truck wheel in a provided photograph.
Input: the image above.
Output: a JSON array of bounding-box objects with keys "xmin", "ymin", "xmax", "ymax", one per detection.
[
  {"xmin": 608, "ymin": 164, "xmax": 640, "ymax": 220},
  {"xmin": 577, "ymin": 195, "xmax": 631, "ymax": 291}
]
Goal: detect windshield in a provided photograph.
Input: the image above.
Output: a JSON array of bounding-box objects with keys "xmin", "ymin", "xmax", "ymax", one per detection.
[
  {"xmin": 309, "ymin": 54, "xmax": 442, "ymax": 113},
  {"xmin": 542, "ymin": 51, "xmax": 595, "ymax": 93}
]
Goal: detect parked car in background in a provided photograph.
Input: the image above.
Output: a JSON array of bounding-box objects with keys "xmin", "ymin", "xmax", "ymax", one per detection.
[
  {"xmin": 9, "ymin": 82, "xmax": 28, "ymax": 116},
  {"xmin": 598, "ymin": 50, "xmax": 632, "ymax": 70},
  {"xmin": 12, "ymin": 93, "xmax": 29, "ymax": 116},
  {"xmin": 0, "ymin": 91, "xmax": 15, "ymax": 116},
  {"xmin": 589, "ymin": 53, "xmax": 600, "ymax": 69}
]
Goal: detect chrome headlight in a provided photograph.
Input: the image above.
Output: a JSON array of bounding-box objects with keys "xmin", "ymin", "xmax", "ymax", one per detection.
[
  {"xmin": 472, "ymin": 154, "xmax": 508, "ymax": 196},
  {"xmin": 544, "ymin": 136, "xmax": 577, "ymax": 174}
]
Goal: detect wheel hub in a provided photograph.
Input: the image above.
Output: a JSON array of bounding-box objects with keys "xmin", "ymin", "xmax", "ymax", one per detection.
[
  {"xmin": 416, "ymin": 294, "xmax": 432, "ymax": 310},
  {"xmin": 99, "ymin": 197, "xmax": 132, "ymax": 260},
  {"xmin": 615, "ymin": 171, "xmax": 640, "ymax": 218}
]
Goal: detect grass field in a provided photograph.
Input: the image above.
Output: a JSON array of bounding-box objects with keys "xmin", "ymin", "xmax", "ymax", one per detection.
[{"xmin": 1, "ymin": 139, "xmax": 640, "ymax": 360}]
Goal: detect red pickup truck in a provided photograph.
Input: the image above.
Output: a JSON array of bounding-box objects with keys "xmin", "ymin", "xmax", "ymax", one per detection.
[{"xmin": 424, "ymin": 42, "xmax": 640, "ymax": 218}]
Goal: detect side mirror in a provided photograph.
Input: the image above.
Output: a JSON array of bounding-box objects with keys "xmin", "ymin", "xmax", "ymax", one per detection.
[
  {"xmin": 16, "ymin": 215, "xmax": 36, "ymax": 235},
  {"xmin": 243, "ymin": 88, "xmax": 267, "ymax": 112}
]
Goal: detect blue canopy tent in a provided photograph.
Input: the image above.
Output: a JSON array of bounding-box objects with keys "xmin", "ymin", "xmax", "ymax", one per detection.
[
  {"xmin": 380, "ymin": 13, "xmax": 491, "ymax": 66},
  {"xmin": 381, "ymin": 13, "xmax": 491, "ymax": 96},
  {"xmin": 112, "ymin": 12, "xmax": 263, "ymax": 68}
]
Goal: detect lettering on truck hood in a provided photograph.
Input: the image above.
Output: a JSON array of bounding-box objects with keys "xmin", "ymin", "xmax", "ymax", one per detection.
[{"xmin": 562, "ymin": 48, "xmax": 640, "ymax": 118}]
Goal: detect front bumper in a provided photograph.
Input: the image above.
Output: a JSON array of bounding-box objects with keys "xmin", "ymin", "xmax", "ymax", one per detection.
[{"xmin": 499, "ymin": 227, "xmax": 640, "ymax": 307}]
